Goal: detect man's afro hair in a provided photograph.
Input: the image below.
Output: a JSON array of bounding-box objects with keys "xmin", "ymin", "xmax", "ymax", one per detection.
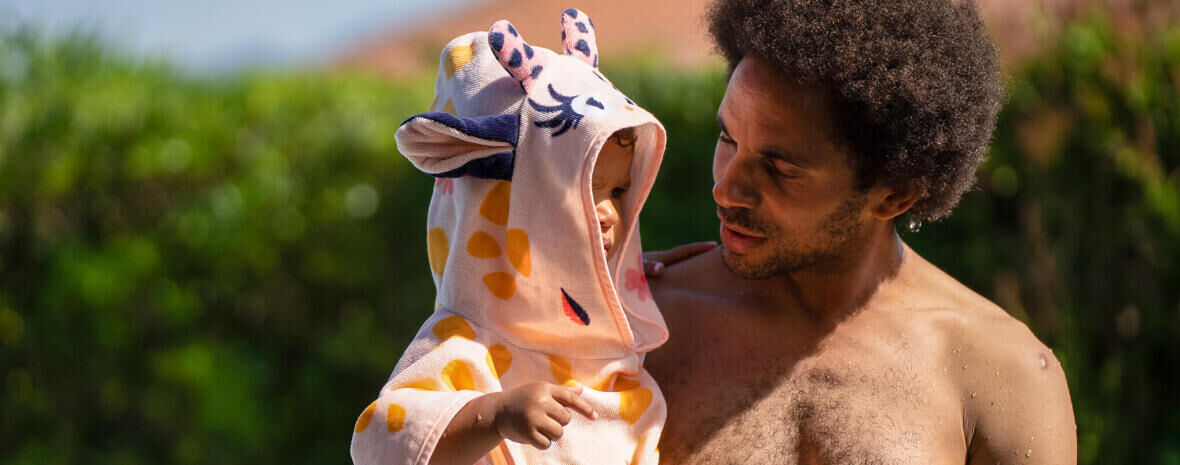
[{"xmin": 708, "ymin": 0, "xmax": 1005, "ymax": 222}]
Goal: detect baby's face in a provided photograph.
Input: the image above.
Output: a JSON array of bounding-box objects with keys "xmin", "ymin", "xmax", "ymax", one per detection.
[{"xmin": 591, "ymin": 132, "xmax": 635, "ymax": 261}]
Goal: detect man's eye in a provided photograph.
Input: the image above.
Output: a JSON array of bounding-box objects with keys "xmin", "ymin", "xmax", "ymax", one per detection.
[
  {"xmin": 718, "ymin": 132, "xmax": 736, "ymax": 144},
  {"xmin": 611, "ymin": 187, "xmax": 627, "ymax": 199},
  {"xmin": 766, "ymin": 159, "xmax": 798, "ymax": 179}
]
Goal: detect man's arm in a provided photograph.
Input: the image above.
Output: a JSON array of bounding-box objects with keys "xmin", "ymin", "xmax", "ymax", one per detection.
[{"xmin": 965, "ymin": 322, "xmax": 1076, "ymax": 464}]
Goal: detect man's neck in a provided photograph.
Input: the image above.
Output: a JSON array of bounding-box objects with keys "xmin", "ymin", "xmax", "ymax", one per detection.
[{"xmin": 753, "ymin": 223, "xmax": 905, "ymax": 325}]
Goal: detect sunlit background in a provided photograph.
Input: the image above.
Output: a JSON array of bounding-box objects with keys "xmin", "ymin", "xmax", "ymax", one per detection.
[{"xmin": 0, "ymin": 0, "xmax": 1177, "ymax": 464}]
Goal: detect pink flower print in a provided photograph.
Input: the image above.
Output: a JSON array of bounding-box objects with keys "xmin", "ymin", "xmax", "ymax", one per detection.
[
  {"xmin": 435, "ymin": 178, "xmax": 454, "ymax": 195},
  {"xmin": 625, "ymin": 257, "xmax": 649, "ymax": 301}
]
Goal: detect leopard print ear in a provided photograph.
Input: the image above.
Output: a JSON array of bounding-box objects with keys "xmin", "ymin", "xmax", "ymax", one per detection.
[
  {"xmin": 559, "ymin": 8, "xmax": 598, "ymax": 68},
  {"xmin": 488, "ymin": 20, "xmax": 548, "ymax": 92}
]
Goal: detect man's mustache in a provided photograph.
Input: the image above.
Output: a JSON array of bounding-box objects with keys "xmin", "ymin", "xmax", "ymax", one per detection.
[{"xmin": 716, "ymin": 205, "xmax": 773, "ymax": 235}]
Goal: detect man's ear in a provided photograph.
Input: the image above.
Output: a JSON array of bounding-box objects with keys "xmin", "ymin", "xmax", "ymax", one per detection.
[
  {"xmin": 395, "ymin": 112, "xmax": 520, "ymax": 180},
  {"xmin": 870, "ymin": 182, "xmax": 923, "ymax": 221}
]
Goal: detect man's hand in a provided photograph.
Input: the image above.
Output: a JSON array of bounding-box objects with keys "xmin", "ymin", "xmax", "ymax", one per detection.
[
  {"xmin": 643, "ymin": 241, "xmax": 717, "ymax": 276},
  {"xmin": 492, "ymin": 382, "xmax": 597, "ymax": 449}
]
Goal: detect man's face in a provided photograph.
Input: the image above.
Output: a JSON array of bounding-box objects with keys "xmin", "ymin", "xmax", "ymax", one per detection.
[{"xmin": 713, "ymin": 57, "xmax": 869, "ymax": 279}]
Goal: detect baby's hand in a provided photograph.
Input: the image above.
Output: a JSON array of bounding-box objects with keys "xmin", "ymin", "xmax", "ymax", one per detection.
[
  {"xmin": 491, "ymin": 382, "xmax": 597, "ymax": 449},
  {"xmin": 643, "ymin": 241, "xmax": 717, "ymax": 276}
]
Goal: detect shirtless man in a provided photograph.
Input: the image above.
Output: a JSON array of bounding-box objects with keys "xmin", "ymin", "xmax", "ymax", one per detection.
[{"xmin": 643, "ymin": 0, "xmax": 1077, "ymax": 463}]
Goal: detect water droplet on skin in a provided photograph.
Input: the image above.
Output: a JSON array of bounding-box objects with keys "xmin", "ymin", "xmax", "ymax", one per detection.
[
  {"xmin": 995, "ymin": 371, "xmax": 1000, "ymax": 376},
  {"xmin": 963, "ymin": 364, "xmax": 969, "ymax": 369},
  {"xmin": 1039, "ymin": 355, "xmax": 1048, "ymax": 369},
  {"xmin": 903, "ymin": 342, "xmax": 910, "ymax": 349},
  {"xmin": 1026, "ymin": 449, "xmax": 1032, "ymax": 457},
  {"xmin": 971, "ymin": 392, "xmax": 977, "ymax": 398},
  {"xmin": 1030, "ymin": 436, "xmax": 1035, "ymax": 441}
]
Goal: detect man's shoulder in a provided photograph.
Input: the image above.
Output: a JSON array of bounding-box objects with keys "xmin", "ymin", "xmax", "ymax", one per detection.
[
  {"xmin": 899, "ymin": 249, "xmax": 1074, "ymax": 461},
  {"xmin": 896, "ymin": 249, "xmax": 1050, "ymax": 367},
  {"xmin": 901, "ymin": 249, "xmax": 1043, "ymax": 355},
  {"xmin": 648, "ymin": 246, "xmax": 730, "ymax": 298}
]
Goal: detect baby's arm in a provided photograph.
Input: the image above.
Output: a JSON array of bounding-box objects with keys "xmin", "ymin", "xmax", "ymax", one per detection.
[
  {"xmin": 430, "ymin": 382, "xmax": 597, "ymax": 465},
  {"xmin": 351, "ymin": 309, "xmax": 600, "ymax": 465}
]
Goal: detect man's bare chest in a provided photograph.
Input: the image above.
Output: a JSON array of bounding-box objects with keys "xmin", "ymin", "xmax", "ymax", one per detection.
[{"xmin": 652, "ymin": 316, "xmax": 966, "ymax": 464}]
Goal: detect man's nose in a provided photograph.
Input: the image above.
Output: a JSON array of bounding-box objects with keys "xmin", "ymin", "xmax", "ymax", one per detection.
[
  {"xmin": 713, "ymin": 153, "xmax": 759, "ymax": 209},
  {"xmin": 597, "ymin": 200, "xmax": 619, "ymax": 229}
]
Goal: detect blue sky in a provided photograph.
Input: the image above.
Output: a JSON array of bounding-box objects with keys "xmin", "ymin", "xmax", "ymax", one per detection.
[{"xmin": 0, "ymin": 0, "xmax": 477, "ymax": 73}]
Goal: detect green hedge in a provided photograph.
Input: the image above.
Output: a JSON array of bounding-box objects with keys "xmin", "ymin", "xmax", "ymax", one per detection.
[{"xmin": 0, "ymin": 16, "xmax": 1177, "ymax": 464}]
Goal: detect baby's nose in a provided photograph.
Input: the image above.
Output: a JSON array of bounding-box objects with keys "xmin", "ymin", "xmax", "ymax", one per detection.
[{"xmin": 597, "ymin": 201, "xmax": 619, "ymax": 229}]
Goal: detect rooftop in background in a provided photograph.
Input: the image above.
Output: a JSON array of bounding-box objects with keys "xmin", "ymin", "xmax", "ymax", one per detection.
[
  {"xmin": 5, "ymin": 0, "xmax": 1174, "ymax": 76},
  {"xmin": 335, "ymin": 0, "xmax": 719, "ymax": 77},
  {"xmin": 335, "ymin": 0, "xmax": 1174, "ymax": 77}
]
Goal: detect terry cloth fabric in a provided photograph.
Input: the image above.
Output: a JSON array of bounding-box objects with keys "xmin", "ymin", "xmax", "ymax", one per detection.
[{"xmin": 350, "ymin": 8, "xmax": 668, "ymax": 465}]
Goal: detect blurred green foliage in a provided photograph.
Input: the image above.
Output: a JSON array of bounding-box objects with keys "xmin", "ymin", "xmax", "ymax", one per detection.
[
  {"xmin": 0, "ymin": 28, "xmax": 441, "ymax": 465},
  {"xmin": 0, "ymin": 12, "xmax": 1177, "ymax": 465},
  {"xmin": 909, "ymin": 15, "xmax": 1180, "ymax": 464}
]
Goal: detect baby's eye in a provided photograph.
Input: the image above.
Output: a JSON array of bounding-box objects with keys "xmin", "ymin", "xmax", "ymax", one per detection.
[{"xmin": 611, "ymin": 187, "xmax": 627, "ymax": 199}]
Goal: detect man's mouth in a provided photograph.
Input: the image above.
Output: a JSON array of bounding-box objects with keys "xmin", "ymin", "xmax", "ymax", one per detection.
[{"xmin": 717, "ymin": 214, "xmax": 767, "ymax": 254}]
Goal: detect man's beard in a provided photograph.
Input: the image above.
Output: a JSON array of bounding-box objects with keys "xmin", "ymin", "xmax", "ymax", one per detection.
[{"xmin": 718, "ymin": 194, "xmax": 867, "ymax": 280}]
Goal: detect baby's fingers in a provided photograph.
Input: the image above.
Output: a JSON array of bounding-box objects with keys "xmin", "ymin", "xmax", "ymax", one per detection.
[
  {"xmin": 536, "ymin": 416, "xmax": 564, "ymax": 442},
  {"xmin": 546, "ymin": 400, "xmax": 573, "ymax": 425},
  {"xmin": 526, "ymin": 430, "xmax": 552, "ymax": 450},
  {"xmin": 553, "ymin": 384, "xmax": 597, "ymax": 420},
  {"xmin": 643, "ymin": 241, "xmax": 716, "ymax": 276}
]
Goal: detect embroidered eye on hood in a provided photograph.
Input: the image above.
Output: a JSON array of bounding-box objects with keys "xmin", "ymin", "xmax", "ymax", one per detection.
[{"xmin": 394, "ymin": 9, "xmax": 668, "ymax": 359}]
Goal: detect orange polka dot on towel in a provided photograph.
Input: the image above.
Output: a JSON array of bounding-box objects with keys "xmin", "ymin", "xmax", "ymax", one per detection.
[
  {"xmin": 480, "ymin": 181, "xmax": 511, "ymax": 225},
  {"xmin": 441, "ymin": 360, "xmax": 476, "ymax": 391},
  {"xmin": 482, "ymin": 272, "xmax": 516, "ymax": 300},
  {"xmin": 486, "ymin": 344, "xmax": 513, "ymax": 379},
  {"xmin": 467, "ymin": 231, "xmax": 502, "ymax": 258},
  {"xmin": 444, "ymin": 43, "xmax": 475, "ymax": 79},
  {"xmin": 354, "ymin": 401, "xmax": 377, "ymax": 432},
  {"xmin": 426, "ymin": 228, "xmax": 449, "ymax": 276},
  {"xmin": 506, "ymin": 228, "xmax": 531, "ymax": 276},
  {"xmin": 619, "ymin": 388, "xmax": 653, "ymax": 425},
  {"xmin": 433, "ymin": 316, "xmax": 476, "ymax": 341},
  {"xmin": 395, "ymin": 378, "xmax": 443, "ymax": 391},
  {"xmin": 549, "ymin": 355, "xmax": 578, "ymax": 387},
  {"xmin": 611, "ymin": 376, "xmax": 642, "ymax": 392},
  {"xmin": 386, "ymin": 403, "xmax": 406, "ymax": 432}
]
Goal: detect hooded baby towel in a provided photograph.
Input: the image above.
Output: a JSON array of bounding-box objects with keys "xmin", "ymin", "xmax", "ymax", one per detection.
[{"xmin": 350, "ymin": 9, "xmax": 668, "ymax": 465}]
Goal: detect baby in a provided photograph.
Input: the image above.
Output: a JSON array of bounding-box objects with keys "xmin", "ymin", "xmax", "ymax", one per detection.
[{"xmin": 350, "ymin": 9, "xmax": 668, "ymax": 465}]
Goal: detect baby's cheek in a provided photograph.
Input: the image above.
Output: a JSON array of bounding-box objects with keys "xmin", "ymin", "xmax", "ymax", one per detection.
[{"xmin": 606, "ymin": 225, "xmax": 623, "ymax": 259}]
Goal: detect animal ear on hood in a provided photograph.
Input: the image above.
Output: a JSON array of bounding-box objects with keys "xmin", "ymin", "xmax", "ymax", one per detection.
[
  {"xmin": 488, "ymin": 20, "xmax": 548, "ymax": 92},
  {"xmin": 395, "ymin": 112, "xmax": 519, "ymax": 181},
  {"xmin": 560, "ymin": 8, "xmax": 598, "ymax": 68}
]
